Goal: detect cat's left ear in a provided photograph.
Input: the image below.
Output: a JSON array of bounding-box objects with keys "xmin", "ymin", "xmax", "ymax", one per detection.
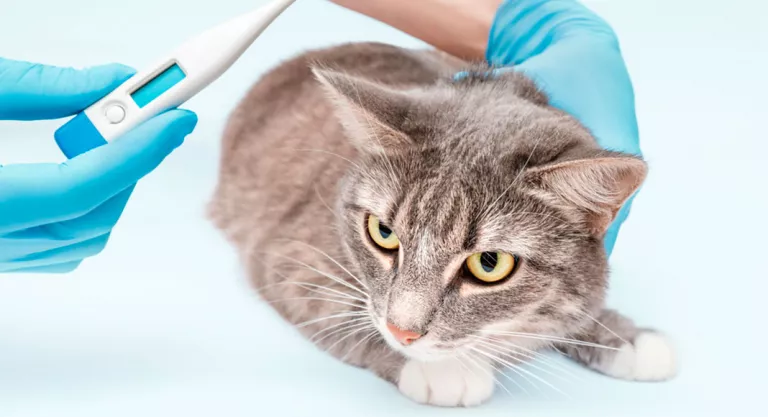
[
  {"xmin": 525, "ymin": 152, "xmax": 648, "ymax": 236},
  {"xmin": 312, "ymin": 67, "xmax": 415, "ymax": 154}
]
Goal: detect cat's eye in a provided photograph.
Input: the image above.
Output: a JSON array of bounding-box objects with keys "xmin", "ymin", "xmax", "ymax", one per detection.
[
  {"xmin": 465, "ymin": 252, "xmax": 517, "ymax": 283},
  {"xmin": 367, "ymin": 215, "xmax": 400, "ymax": 250}
]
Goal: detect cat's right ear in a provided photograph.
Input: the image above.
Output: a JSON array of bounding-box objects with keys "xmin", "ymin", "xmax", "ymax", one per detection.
[{"xmin": 311, "ymin": 67, "xmax": 414, "ymax": 154}]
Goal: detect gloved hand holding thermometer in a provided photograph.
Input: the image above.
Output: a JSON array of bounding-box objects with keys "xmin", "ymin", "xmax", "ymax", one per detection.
[
  {"xmin": 0, "ymin": 59, "xmax": 197, "ymax": 273},
  {"xmin": 0, "ymin": 0, "xmax": 296, "ymax": 273}
]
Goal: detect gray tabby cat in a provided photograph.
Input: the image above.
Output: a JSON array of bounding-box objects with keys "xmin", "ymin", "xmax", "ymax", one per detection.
[{"xmin": 208, "ymin": 42, "xmax": 677, "ymax": 407}]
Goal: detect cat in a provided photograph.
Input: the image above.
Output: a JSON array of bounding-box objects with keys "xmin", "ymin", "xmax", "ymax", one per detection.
[{"xmin": 207, "ymin": 42, "xmax": 677, "ymax": 407}]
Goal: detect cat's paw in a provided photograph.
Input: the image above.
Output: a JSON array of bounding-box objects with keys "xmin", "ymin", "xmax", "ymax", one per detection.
[
  {"xmin": 397, "ymin": 357, "xmax": 494, "ymax": 407},
  {"xmin": 603, "ymin": 331, "xmax": 678, "ymax": 381}
]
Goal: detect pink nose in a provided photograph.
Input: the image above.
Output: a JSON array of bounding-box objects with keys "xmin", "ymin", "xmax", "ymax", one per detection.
[{"xmin": 386, "ymin": 322, "xmax": 422, "ymax": 345}]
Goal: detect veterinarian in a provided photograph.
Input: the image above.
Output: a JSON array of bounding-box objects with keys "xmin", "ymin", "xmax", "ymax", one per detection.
[{"xmin": 0, "ymin": 0, "xmax": 639, "ymax": 273}]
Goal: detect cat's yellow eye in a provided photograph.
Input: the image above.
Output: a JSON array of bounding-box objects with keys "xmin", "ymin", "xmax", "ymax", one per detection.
[
  {"xmin": 466, "ymin": 252, "xmax": 516, "ymax": 283},
  {"xmin": 367, "ymin": 215, "xmax": 400, "ymax": 250}
]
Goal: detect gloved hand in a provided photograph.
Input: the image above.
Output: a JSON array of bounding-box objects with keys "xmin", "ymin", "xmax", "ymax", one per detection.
[
  {"xmin": 0, "ymin": 58, "xmax": 197, "ymax": 273},
  {"xmin": 469, "ymin": 0, "xmax": 643, "ymax": 257}
]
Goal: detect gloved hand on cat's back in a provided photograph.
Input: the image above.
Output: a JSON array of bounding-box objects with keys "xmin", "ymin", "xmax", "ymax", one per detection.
[
  {"xmin": 0, "ymin": 58, "xmax": 198, "ymax": 273},
  {"xmin": 472, "ymin": 0, "xmax": 643, "ymax": 257}
]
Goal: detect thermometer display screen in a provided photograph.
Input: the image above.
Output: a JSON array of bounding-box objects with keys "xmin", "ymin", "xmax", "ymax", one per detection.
[{"xmin": 130, "ymin": 63, "xmax": 186, "ymax": 108}]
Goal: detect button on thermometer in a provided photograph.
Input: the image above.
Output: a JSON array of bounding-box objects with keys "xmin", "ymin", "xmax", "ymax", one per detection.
[{"xmin": 54, "ymin": 0, "xmax": 297, "ymax": 154}]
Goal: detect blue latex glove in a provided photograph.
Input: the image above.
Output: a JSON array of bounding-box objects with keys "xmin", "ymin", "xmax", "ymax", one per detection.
[
  {"xmin": 0, "ymin": 58, "xmax": 197, "ymax": 273},
  {"xmin": 465, "ymin": 0, "xmax": 643, "ymax": 257}
]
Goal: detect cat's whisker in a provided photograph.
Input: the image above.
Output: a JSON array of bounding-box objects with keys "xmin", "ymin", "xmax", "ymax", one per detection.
[
  {"xmin": 478, "ymin": 130, "xmax": 547, "ymax": 222},
  {"xmin": 471, "ymin": 334, "xmax": 569, "ymax": 368},
  {"xmin": 290, "ymin": 281, "xmax": 369, "ymax": 303},
  {"xmin": 296, "ymin": 311, "xmax": 369, "ymax": 328},
  {"xmin": 323, "ymin": 322, "xmax": 378, "ymax": 355},
  {"xmin": 456, "ymin": 352, "xmax": 510, "ymax": 397},
  {"xmin": 537, "ymin": 299, "xmax": 629, "ymax": 347},
  {"xmin": 250, "ymin": 280, "xmax": 291, "ymax": 294},
  {"xmin": 249, "ymin": 258, "xmax": 300, "ymax": 291},
  {"xmin": 552, "ymin": 346, "xmax": 570, "ymax": 358},
  {"xmin": 258, "ymin": 249, "xmax": 369, "ymax": 298},
  {"xmin": 251, "ymin": 280, "xmax": 365, "ymax": 305},
  {"xmin": 265, "ymin": 296, "xmax": 366, "ymax": 310},
  {"xmin": 270, "ymin": 239, "xmax": 370, "ymax": 292},
  {"xmin": 269, "ymin": 252, "xmax": 368, "ymax": 297},
  {"xmin": 314, "ymin": 183, "xmax": 340, "ymax": 220},
  {"xmin": 310, "ymin": 317, "xmax": 372, "ymax": 343},
  {"xmin": 340, "ymin": 329, "xmax": 379, "ymax": 362},
  {"xmin": 473, "ymin": 345, "xmax": 572, "ymax": 400},
  {"xmin": 470, "ymin": 346, "xmax": 542, "ymax": 394},
  {"xmin": 473, "ymin": 335, "xmax": 585, "ymax": 382},
  {"xmin": 311, "ymin": 319, "xmax": 374, "ymax": 345},
  {"xmin": 463, "ymin": 351, "xmax": 518, "ymax": 397},
  {"xmin": 509, "ymin": 135, "xmax": 545, "ymax": 189},
  {"xmin": 461, "ymin": 350, "xmax": 526, "ymax": 396},
  {"xmin": 432, "ymin": 322, "xmax": 570, "ymax": 388},
  {"xmin": 481, "ymin": 330, "xmax": 620, "ymax": 351},
  {"xmin": 471, "ymin": 337, "xmax": 577, "ymax": 385},
  {"xmin": 433, "ymin": 323, "xmax": 580, "ymax": 384},
  {"xmin": 580, "ymin": 310, "xmax": 630, "ymax": 346}
]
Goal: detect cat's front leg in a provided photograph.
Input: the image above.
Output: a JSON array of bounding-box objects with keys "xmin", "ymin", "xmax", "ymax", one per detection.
[
  {"xmin": 561, "ymin": 308, "xmax": 678, "ymax": 381},
  {"xmin": 396, "ymin": 357, "xmax": 495, "ymax": 407}
]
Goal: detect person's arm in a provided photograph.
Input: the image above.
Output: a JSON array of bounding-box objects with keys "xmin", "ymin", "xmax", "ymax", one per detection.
[{"xmin": 330, "ymin": 0, "xmax": 502, "ymax": 61}]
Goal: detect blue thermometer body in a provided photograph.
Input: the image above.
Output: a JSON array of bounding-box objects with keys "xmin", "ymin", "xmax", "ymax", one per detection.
[{"xmin": 54, "ymin": 0, "xmax": 296, "ymax": 156}]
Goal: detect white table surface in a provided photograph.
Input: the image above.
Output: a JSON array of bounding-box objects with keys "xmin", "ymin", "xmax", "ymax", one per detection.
[{"xmin": 1, "ymin": 0, "xmax": 765, "ymax": 416}]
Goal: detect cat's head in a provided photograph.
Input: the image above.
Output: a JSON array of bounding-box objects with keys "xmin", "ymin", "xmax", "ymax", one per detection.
[{"xmin": 313, "ymin": 66, "xmax": 646, "ymax": 361}]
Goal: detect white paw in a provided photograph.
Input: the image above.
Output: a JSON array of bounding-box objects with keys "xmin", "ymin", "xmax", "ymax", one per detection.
[
  {"xmin": 397, "ymin": 357, "xmax": 495, "ymax": 407},
  {"xmin": 604, "ymin": 331, "xmax": 678, "ymax": 381}
]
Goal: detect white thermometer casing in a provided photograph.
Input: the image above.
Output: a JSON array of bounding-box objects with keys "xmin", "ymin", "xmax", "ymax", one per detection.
[{"xmin": 54, "ymin": 0, "xmax": 296, "ymax": 156}]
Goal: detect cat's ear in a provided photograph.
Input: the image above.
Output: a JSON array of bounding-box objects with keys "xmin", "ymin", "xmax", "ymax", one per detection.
[
  {"xmin": 311, "ymin": 67, "xmax": 413, "ymax": 153},
  {"xmin": 525, "ymin": 153, "xmax": 647, "ymax": 235}
]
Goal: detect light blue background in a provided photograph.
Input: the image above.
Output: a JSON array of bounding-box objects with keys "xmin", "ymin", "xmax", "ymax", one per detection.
[{"xmin": 1, "ymin": 0, "xmax": 766, "ymax": 416}]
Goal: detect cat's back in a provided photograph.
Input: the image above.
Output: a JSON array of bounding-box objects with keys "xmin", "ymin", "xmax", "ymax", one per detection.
[{"xmin": 208, "ymin": 42, "xmax": 464, "ymax": 248}]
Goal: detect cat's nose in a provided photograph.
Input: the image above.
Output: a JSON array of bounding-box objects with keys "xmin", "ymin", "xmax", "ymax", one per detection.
[{"xmin": 386, "ymin": 322, "xmax": 422, "ymax": 345}]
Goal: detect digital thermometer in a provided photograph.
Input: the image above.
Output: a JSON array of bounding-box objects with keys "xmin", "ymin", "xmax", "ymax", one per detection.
[{"xmin": 54, "ymin": 0, "xmax": 297, "ymax": 155}]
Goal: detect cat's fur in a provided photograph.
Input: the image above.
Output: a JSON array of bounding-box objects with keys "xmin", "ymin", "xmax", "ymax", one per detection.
[{"xmin": 207, "ymin": 42, "xmax": 677, "ymax": 407}]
